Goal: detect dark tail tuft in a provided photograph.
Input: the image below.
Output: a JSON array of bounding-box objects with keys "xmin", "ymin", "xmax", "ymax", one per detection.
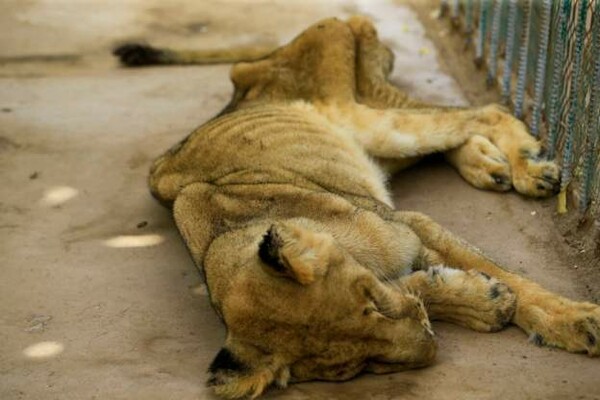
[{"xmin": 113, "ymin": 43, "xmax": 166, "ymax": 67}]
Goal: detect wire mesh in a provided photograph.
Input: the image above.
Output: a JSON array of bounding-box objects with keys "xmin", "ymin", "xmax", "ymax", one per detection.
[{"xmin": 441, "ymin": 0, "xmax": 600, "ymax": 218}]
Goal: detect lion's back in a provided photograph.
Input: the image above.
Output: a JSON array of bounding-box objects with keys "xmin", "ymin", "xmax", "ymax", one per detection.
[{"xmin": 149, "ymin": 102, "xmax": 390, "ymax": 206}]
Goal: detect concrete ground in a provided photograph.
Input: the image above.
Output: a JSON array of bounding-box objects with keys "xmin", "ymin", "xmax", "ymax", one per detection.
[{"xmin": 1, "ymin": 1, "xmax": 599, "ymax": 399}]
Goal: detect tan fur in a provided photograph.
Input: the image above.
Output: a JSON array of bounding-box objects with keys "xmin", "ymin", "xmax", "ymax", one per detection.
[{"xmin": 131, "ymin": 16, "xmax": 600, "ymax": 399}]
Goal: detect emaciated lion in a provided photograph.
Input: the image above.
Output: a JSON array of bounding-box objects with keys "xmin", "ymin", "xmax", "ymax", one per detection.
[{"xmin": 114, "ymin": 16, "xmax": 600, "ymax": 399}]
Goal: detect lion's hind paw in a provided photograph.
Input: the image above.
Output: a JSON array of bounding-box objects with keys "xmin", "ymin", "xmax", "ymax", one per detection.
[
  {"xmin": 522, "ymin": 298, "xmax": 600, "ymax": 356},
  {"xmin": 425, "ymin": 267, "xmax": 517, "ymax": 332}
]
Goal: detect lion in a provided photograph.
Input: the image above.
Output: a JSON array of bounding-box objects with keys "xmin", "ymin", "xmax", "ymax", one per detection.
[{"xmin": 114, "ymin": 16, "xmax": 600, "ymax": 399}]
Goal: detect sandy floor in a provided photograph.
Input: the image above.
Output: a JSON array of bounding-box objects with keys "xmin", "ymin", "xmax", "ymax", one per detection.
[{"xmin": 1, "ymin": 1, "xmax": 599, "ymax": 399}]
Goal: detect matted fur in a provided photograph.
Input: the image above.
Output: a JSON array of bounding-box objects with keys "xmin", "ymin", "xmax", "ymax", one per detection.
[{"xmin": 116, "ymin": 16, "xmax": 600, "ymax": 399}]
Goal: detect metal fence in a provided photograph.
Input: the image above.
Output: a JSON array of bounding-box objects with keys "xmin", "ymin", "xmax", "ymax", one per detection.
[{"xmin": 441, "ymin": 0, "xmax": 600, "ymax": 220}]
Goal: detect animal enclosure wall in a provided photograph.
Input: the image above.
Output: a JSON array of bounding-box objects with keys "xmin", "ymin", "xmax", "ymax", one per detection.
[{"xmin": 440, "ymin": 0, "xmax": 600, "ymax": 224}]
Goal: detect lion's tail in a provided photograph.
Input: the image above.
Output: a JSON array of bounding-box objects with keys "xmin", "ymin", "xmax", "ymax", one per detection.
[{"xmin": 113, "ymin": 43, "xmax": 276, "ymax": 67}]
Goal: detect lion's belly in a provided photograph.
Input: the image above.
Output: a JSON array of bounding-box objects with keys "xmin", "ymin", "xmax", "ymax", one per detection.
[{"xmin": 150, "ymin": 103, "xmax": 392, "ymax": 206}]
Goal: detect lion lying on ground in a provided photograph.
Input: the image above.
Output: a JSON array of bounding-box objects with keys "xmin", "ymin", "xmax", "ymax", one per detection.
[{"xmin": 114, "ymin": 16, "xmax": 600, "ymax": 399}]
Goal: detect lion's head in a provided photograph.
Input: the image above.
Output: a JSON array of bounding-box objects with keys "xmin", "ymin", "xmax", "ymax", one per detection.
[{"xmin": 203, "ymin": 219, "xmax": 436, "ymax": 399}]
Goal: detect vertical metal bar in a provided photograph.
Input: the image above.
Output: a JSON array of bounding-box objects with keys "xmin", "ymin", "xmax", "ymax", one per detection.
[
  {"xmin": 579, "ymin": 0, "xmax": 600, "ymax": 212},
  {"xmin": 476, "ymin": 0, "xmax": 490, "ymax": 65},
  {"xmin": 451, "ymin": 0, "xmax": 461, "ymax": 19},
  {"xmin": 487, "ymin": 0, "xmax": 504, "ymax": 87},
  {"xmin": 440, "ymin": 0, "xmax": 448, "ymax": 17},
  {"xmin": 558, "ymin": 0, "xmax": 589, "ymax": 213},
  {"xmin": 440, "ymin": 0, "xmax": 450, "ymax": 17},
  {"xmin": 501, "ymin": 0, "xmax": 518, "ymax": 103},
  {"xmin": 561, "ymin": 0, "xmax": 589, "ymax": 188},
  {"xmin": 514, "ymin": 0, "xmax": 532, "ymax": 119},
  {"xmin": 546, "ymin": 0, "xmax": 571, "ymax": 159},
  {"xmin": 465, "ymin": 0, "xmax": 475, "ymax": 33},
  {"xmin": 530, "ymin": 0, "xmax": 552, "ymax": 136}
]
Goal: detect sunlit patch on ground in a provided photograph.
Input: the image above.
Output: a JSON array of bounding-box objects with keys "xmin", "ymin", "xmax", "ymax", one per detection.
[
  {"xmin": 23, "ymin": 341, "xmax": 64, "ymax": 359},
  {"xmin": 103, "ymin": 234, "xmax": 164, "ymax": 248},
  {"xmin": 40, "ymin": 186, "xmax": 79, "ymax": 207}
]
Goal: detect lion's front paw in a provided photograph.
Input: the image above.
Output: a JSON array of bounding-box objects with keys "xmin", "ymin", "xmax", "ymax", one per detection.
[
  {"xmin": 446, "ymin": 135, "xmax": 512, "ymax": 192},
  {"xmin": 476, "ymin": 105, "xmax": 561, "ymax": 198},
  {"xmin": 511, "ymin": 150, "xmax": 560, "ymax": 198},
  {"xmin": 518, "ymin": 296, "xmax": 600, "ymax": 355}
]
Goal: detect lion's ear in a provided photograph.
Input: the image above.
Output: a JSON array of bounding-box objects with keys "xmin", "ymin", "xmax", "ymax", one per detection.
[
  {"xmin": 258, "ymin": 223, "xmax": 342, "ymax": 285},
  {"xmin": 207, "ymin": 346, "xmax": 289, "ymax": 399}
]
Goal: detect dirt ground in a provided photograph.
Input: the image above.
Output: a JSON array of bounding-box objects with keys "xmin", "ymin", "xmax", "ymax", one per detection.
[{"xmin": 1, "ymin": 1, "xmax": 599, "ymax": 399}]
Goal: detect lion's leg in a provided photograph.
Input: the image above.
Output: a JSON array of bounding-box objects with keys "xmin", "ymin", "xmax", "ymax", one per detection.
[
  {"xmin": 394, "ymin": 211, "xmax": 600, "ymax": 355},
  {"xmin": 346, "ymin": 15, "xmax": 431, "ymax": 110},
  {"xmin": 323, "ymin": 101, "xmax": 559, "ymax": 197},
  {"xmin": 398, "ymin": 266, "xmax": 516, "ymax": 332},
  {"xmin": 345, "ymin": 16, "xmax": 559, "ymax": 197},
  {"xmin": 228, "ymin": 17, "xmax": 358, "ymax": 106},
  {"xmin": 323, "ymin": 103, "xmax": 512, "ymax": 159},
  {"xmin": 321, "ymin": 104, "xmax": 480, "ymax": 158},
  {"xmin": 345, "ymin": 16, "xmax": 430, "ymax": 110}
]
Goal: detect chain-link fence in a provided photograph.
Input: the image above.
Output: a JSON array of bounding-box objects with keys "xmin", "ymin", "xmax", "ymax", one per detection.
[{"xmin": 441, "ymin": 0, "xmax": 599, "ymax": 220}]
